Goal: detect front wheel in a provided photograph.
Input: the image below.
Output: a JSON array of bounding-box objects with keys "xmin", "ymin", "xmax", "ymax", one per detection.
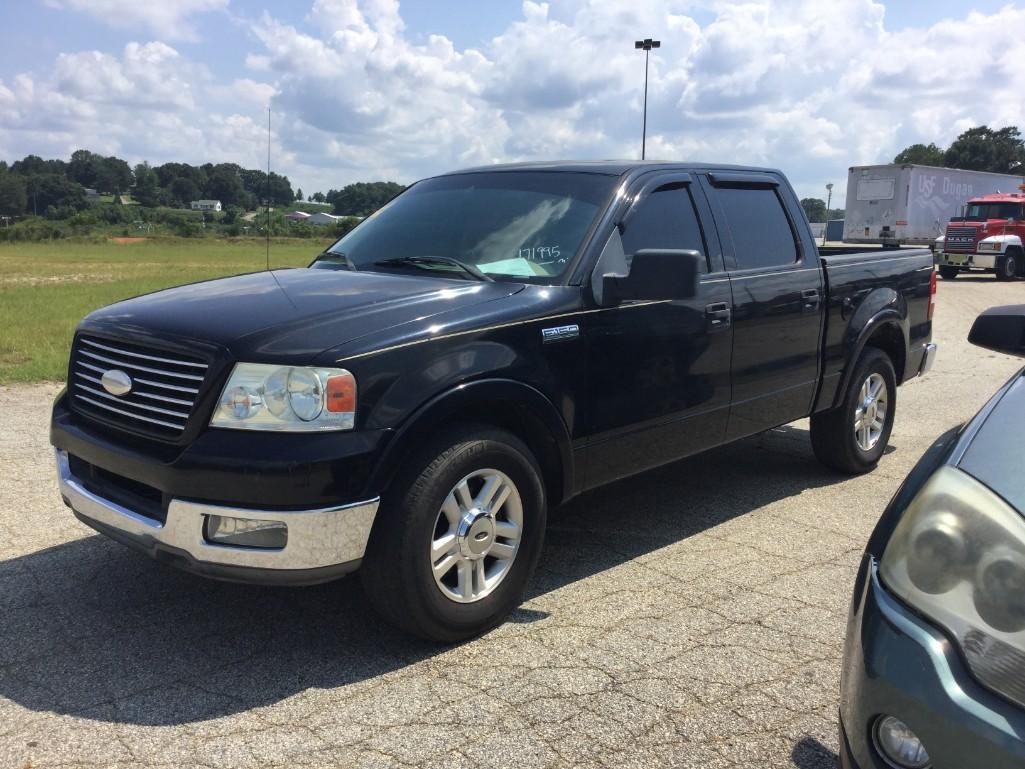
[
  {"xmin": 810, "ymin": 348, "xmax": 897, "ymax": 475},
  {"xmin": 996, "ymin": 252, "xmax": 1019, "ymax": 281},
  {"xmin": 360, "ymin": 426, "xmax": 546, "ymax": 642},
  {"xmin": 938, "ymin": 265, "xmax": 959, "ymax": 280}
]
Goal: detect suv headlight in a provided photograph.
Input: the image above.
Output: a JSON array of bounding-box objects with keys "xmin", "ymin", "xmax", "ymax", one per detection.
[
  {"xmin": 880, "ymin": 466, "xmax": 1025, "ymax": 707},
  {"xmin": 211, "ymin": 363, "xmax": 356, "ymax": 431}
]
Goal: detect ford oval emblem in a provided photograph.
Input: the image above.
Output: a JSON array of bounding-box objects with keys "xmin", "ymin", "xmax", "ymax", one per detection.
[{"xmin": 101, "ymin": 369, "xmax": 133, "ymax": 396}]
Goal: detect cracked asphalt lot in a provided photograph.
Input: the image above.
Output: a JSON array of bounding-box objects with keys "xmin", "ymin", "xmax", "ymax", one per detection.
[{"xmin": 2, "ymin": 276, "xmax": 1023, "ymax": 769}]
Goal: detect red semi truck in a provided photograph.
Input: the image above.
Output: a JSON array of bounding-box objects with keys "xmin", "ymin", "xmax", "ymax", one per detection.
[{"xmin": 935, "ymin": 191, "xmax": 1025, "ymax": 280}]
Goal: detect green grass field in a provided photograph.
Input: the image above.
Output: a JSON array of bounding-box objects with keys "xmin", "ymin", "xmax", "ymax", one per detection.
[{"xmin": 0, "ymin": 238, "xmax": 332, "ymax": 383}]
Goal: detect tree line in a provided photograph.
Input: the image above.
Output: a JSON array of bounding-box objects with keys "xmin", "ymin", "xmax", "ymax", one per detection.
[
  {"xmin": 0, "ymin": 149, "xmax": 404, "ymax": 220},
  {"xmin": 893, "ymin": 125, "xmax": 1025, "ymax": 174}
]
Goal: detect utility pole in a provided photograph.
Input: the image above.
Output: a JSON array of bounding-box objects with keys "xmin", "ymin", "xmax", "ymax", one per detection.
[
  {"xmin": 823, "ymin": 183, "xmax": 834, "ymax": 245},
  {"xmin": 634, "ymin": 38, "xmax": 661, "ymax": 160}
]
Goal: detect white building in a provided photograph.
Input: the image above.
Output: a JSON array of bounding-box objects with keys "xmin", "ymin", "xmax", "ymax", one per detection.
[
  {"xmin": 308, "ymin": 212, "xmax": 341, "ymax": 225},
  {"xmin": 190, "ymin": 200, "xmax": 222, "ymax": 212}
]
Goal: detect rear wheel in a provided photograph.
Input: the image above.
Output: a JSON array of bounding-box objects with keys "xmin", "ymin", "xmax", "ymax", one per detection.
[
  {"xmin": 811, "ymin": 348, "xmax": 897, "ymax": 475},
  {"xmin": 938, "ymin": 265, "xmax": 959, "ymax": 280},
  {"xmin": 996, "ymin": 252, "xmax": 1018, "ymax": 281},
  {"xmin": 360, "ymin": 425, "xmax": 546, "ymax": 642}
]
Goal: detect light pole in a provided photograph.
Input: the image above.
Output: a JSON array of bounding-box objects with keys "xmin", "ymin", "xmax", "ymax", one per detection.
[
  {"xmin": 635, "ymin": 38, "xmax": 661, "ymax": 160},
  {"xmin": 823, "ymin": 183, "xmax": 834, "ymax": 245}
]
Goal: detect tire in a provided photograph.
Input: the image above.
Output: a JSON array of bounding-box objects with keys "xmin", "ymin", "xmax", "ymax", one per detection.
[
  {"xmin": 810, "ymin": 347, "xmax": 897, "ymax": 475},
  {"xmin": 938, "ymin": 265, "xmax": 959, "ymax": 280},
  {"xmin": 996, "ymin": 252, "xmax": 1018, "ymax": 281},
  {"xmin": 360, "ymin": 425, "xmax": 546, "ymax": 642}
]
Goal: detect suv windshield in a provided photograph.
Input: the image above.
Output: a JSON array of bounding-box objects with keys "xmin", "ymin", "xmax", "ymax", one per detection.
[
  {"xmin": 313, "ymin": 171, "xmax": 618, "ymax": 283},
  {"xmin": 961, "ymin": 202, "xmax": 1024, "ymax": 221}
]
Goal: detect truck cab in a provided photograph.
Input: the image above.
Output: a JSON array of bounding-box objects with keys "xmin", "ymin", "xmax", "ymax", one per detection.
[{"xmin": 936, "ymin": 191, "xmax": 1025, "ymax": 280}]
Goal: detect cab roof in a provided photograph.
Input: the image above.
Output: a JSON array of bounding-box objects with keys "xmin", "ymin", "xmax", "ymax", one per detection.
[
  {"xmin": 967, "ymin": 191, "xmax": 1025, "ymax": 204},
  {"xmin": 437, "ymin": 160, "xmax": 782, "ymax": 177}
]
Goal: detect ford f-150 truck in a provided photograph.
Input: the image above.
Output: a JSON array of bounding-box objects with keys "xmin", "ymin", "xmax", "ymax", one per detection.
[
  {"xmin": 51, "ymin": 161, "xmax": 937, "ymax": 641},
  {"xmin": 935, "ymin": 191, "xmax": 1025, "ymax": 280}
]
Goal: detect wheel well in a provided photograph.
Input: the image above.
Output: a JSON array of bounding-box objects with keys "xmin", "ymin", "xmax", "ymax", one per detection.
[
  {"xmin": 379, "ymin": 399, "xmax": 568, "ymax": 507},
  {"xmin": 864, "ymin": 324, "xmax": 905, "ymax": 383},
  {"xmin": 445, "ymin": 401, "xmax": 567, "ymax": 506}
]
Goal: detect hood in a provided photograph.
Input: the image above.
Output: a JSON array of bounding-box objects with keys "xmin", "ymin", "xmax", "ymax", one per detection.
[
  {"xmin": 80, "ymin": 268, "xmax": 522, "ymax": 363},
  {"xmin": 957, "ymin": 371, "xmax": 1025, "ymax": 514}
]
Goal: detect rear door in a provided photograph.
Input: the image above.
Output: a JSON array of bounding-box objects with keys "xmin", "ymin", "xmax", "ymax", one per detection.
[
  {"xmin": 700, "ymin": 172, "xmax": 824, "ymax": 441},
  {"xmin": 578, "ymin": 172, "xmax": 734, "ymax": 488}
]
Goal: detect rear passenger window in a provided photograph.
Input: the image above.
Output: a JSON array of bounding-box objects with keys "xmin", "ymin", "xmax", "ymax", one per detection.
[
  {"xmin": 621, "ymin": 185, "xmax": 708, "ymax": 270},
  {"xmin": 715, "ymin": 186, "xmax": 799, "ymax": 270}
]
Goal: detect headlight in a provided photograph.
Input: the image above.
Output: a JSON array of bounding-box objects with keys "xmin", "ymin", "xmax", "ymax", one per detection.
[
  {"xmin": 880, "ymin": 466, "xmax": 1025, "ymax": 707},
  {"xmin": 979, "ymin": 241, "xmax": 1002, "ymax": 252},
  {"xmin": 211, "ymin": 363, "xmax": 356, "ymax": 431}
]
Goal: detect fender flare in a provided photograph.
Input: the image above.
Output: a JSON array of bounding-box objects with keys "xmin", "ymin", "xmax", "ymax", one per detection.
[
  {"xmin": 364, "ymin": 378, "xmax": 575, "ymax": 505},
  {"xmin": 833, "ymin": 291, "xmax": 910, "ymax": 408}
]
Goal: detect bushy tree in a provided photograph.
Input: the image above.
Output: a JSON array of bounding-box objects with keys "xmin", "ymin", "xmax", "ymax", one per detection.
[
  {"xmin": 0, "ymin": 174, "xmax": 27, "ymax": 215},
  {"xmin": 26, "ymin": 174, "xmax": 87, "ymax": 213},
  {"xmin": 97, "ymin": 156, "xmax": 133, "ymax": 194},
  {"xmin": 945, "ymin": 126, "xmax": 1025, "ymax": 174},
  {"xmin": 327, "ymin": 181, "xmax": 404, "ymax": 216},
  {"xmin": 800, "ymin": 198, "xmax": 827, "ymax": 222},
  {"xmin": 169, "ymin": 177, "xmax": 201, "ymax": 207},
  {"xmin": 295, "ymin": 188, "xmax": 303, "ymax": 201},
  {"xmin": 205, "ymin": 164, "xmax": 248, "ymax": 208},
  {"xmin": 893, "ymin": 143, "xmax": 946, "ymax": 167},
  {"xmin": 133, "ymin": 162, "xmax": 163, "ymax": 207}
]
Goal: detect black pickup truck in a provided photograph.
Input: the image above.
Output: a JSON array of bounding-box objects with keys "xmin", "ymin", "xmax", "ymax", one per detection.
[{"xmin": 51, "ymin": 161, "xmax": 937, "ymax": 641}]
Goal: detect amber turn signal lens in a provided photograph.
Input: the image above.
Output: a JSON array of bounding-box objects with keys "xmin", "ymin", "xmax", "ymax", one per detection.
[{"xmin": 326, "ymin": 373, "xmax": 356, "ymax": 413}]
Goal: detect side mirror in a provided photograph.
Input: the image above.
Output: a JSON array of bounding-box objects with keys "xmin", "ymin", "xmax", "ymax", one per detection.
[
  {"xmin": 602, "ymin": 249, "xmax": 701, "ymax": 305},
  {"xmin": 968, "ymin": 305, "xmax": 1025, "ymax": 358}
]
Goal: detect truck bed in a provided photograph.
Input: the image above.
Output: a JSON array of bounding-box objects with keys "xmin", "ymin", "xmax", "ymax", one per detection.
[{"xmin": 815, "ymin": 246, "xmax": 935, "ymax": 411}]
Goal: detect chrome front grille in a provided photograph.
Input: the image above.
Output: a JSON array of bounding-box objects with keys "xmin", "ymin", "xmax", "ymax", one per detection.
[
  {"xmin": 945, "ymin": 226, "xmax": 978, "ymax": 253},
  {"xmin": 70, "ymin": 336, "xmax": 209, "ymax": 437}
]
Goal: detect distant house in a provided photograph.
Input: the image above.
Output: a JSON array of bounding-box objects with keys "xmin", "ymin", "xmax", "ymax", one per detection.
[
  {"xmin": 308, "ymin": 212, "xmax": 341, "ymax": 226},
  {"xmin": 83, "ymin": 188, "xmax": 101, "ymax": 202},
  {"xmin": 285, "ymin": 211, "xmax": 311, "ymax": 222},
  {"xmin": 190, "ymin": 200, "xmax": 222, "ymax": 212}
]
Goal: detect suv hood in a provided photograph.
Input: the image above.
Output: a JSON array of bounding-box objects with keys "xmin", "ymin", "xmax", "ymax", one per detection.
[{"xmin": 80, "ymin": 268, "xmax": 522, "ymax": 363}]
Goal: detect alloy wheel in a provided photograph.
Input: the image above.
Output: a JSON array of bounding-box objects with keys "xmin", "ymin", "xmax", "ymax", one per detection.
[
  {"xmin": 853, "ymin": 372, "xmax": 888, "ymax": 452},
  {"xmin": 430, "ymin": 468, "xmax": 523, "ymax": 603}
]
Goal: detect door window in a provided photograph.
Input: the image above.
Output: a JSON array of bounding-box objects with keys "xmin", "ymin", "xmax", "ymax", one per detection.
[
  {"xmin": 716, "ymin": 187, "xmax": 799, "ymax": 270},
  {"xmin": 621, "ymin": 184, "xmax": 708, "ymax": 270}
]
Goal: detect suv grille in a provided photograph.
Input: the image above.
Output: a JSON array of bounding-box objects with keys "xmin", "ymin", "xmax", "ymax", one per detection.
[
  {"xmin": 945, "ymin": 226, "xmax": 978, "ymax": 253},
  {"xmin": 70, "ymin": 336, "xmax": 209, "ymax": 438}
]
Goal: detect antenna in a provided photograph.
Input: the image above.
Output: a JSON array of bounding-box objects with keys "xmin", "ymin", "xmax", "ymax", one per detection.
[{"xmin": 266, "ymin": 107, "xmax": 271, "ymax": 271}]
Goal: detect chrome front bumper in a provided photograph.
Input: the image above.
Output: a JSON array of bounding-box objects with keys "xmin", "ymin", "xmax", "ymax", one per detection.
[
  {"xmin": 918, "ymin": 342, "xmax": 938, "ymax": 377},
  {"xmin": 56, "ymin": 449, "xmax": 379, "ymax": 579},
  {"xmin": 939, "ymin": 252, "xmax": 998, "ymax": 269}
]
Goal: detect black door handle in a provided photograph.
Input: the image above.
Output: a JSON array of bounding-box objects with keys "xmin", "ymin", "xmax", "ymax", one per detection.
[
  {"xmin": 801, "ymin": 288, "xmax": 820, "ymax": 310},
  {"xmin": 705, "ymin": 302, "xmax": 731, "ymax": 330}
]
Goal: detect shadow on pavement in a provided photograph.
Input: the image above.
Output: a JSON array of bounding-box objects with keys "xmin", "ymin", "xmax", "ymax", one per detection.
[
  {"xmin": 1, "ymin": 425, "xmax": 851, "ymax": 726},
  {"xmin": 791, "ymin": 736, "xmax": 840, "ymax": 768}
]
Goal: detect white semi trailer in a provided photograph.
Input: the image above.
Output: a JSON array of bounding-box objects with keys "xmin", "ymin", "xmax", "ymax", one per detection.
[{"xmin": 843, "ymin": 164, "xmax": 1024, "ymax": 246}]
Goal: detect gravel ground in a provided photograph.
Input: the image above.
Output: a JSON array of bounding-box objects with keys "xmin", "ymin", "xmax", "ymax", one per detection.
[{"xmin": 1, "ymin": 274, "xmax": 1022, "ymax": 769}]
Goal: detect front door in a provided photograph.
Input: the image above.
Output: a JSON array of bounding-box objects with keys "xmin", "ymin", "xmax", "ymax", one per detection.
[{"xmin": 579, "ymin": 175, "xmax": 734, "ymax": 489}]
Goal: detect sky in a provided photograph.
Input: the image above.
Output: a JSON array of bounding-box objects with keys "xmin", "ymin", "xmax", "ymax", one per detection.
[{"xmin": 1, "ymin": 0, "xmax": 1023, "ymax": 205}]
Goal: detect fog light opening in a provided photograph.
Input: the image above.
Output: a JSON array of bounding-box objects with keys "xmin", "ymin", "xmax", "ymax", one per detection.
[
  {"xmin": 204, "ymin": 515, "xmax": 287, "ymax": 550},
  {"xmin": 872, "ymin": 715, "xmax": 930, "ymax": 769}
]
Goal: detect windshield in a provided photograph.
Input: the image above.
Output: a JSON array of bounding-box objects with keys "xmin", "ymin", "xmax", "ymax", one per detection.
[
  {"xmin": 314, "ymin": 171, "xmax": 618, "ymax": 283},
  {"xmin": 961, "ymin": 202, "xmax": 1024, "ymax": 221}
]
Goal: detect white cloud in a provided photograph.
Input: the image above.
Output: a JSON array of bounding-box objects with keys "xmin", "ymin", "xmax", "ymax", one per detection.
[
  {"xmin": 43, "ymin": 0, "xmax": 228, "ymax": 41},
  {"xmin": 2, "ymin": 1, "xmax": 1025, "ymax": 203}
]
